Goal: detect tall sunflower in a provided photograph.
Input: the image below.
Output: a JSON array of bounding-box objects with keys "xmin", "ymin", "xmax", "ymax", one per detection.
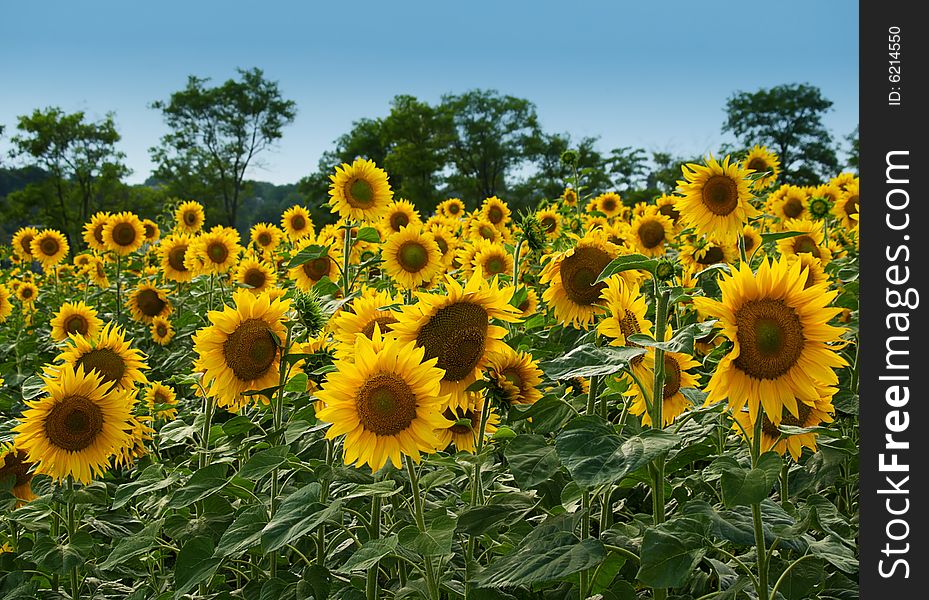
[
  {"xmin": 281, "ymin": 205, "xmax": 314, "ymax": 240},
  {"xmin": 485, "ymin": 346, "xmax": 543, "ymax": 406},
  {"xmin": 481, "ymin": 196, "xmax": 511, "ymax": 230},
  {"xmin": 630, "ymin": 213, "xmax": 674, "ymax": 257},
  {"xmin": 50, "ymin": 301, "xmax": 103, "ymax": 342},
  {"xmin": 141, "ymin": 219, "xmax": 160, "ymax": 244},
  {"xmin": 742, "ymin": 145, "xmax": 781, "ymax": 190},
  {"xmin": 0, "ymin": 442, "xmax": 37, "ymax": 503},
  {"xmin": 692, "ymin": 257, "xmax": 847, "ymax": 425},
  {"xmin": 16, "ymin": 282, "xmax": 39, "ymax": 305},
  {"xmin": 381, "ymin": 226, "xmax": 443, "ymax": 289},
  {"xmin": 150, "ymin": 316, "xmax": 175, "ymax": 346},
  {"xmin": 540, "ymin": 232, "xmax": 619, "ymax": 329},
  {"xmin": 187, "ymin": 226, "xmax": 241, "ymax": 275},
  {"xmin": 103, "ymin": 213, "xmax": 146, "ymax": 256},
  {"xmin": 127, "ymin": 283, "xmax": 173, "ymax": 324},
  {"xmin": 251, "ymin": 222, "xmax": 284, "ymax": 253},
  {"xmin": 315, "ymin": 327, "xmax": 451, "ymax": 472},
  {"xmin": 437, "ymin": 198, "xmax": 466, "ymax": 219},
  {"xmin": 31, "ymin": 229, "xmax": 70, "ymax": 268},
  {"xmin": 594, "ymin": 192, "xmax": 624, "ymax": 219},
  {"xmin": 174, "ymin": 201, "xmax": 205, "ymax": 234},
  {"xmin": 676, "ymin": 155, "xmax": 758, "ymax": 242},
  {"xmin": 158, "ymin": 234, "xmax": 194, "ymax": 283},
  {"xmin": 832, "ymin": 180, "xmax": 859, "ymax": 231},
  {"xmin": 83, "ymin": 212, "xmax": 112, "ymax": 252},
  {"xmin": 381, "ymin": 199, "xmax": 421, "ymax": 237},
  {"xmin": 436, "ymin": 393, "xmax": 499, "ymax": 454},
  {"xmin": 193, "ymin": 289, "xmax": 290, "ymax": 412},
  {"xmin": 472, "ymin": 241, "xmax": 514, "ymax": 280},
  {"xmin": 0, "ymin": 284, "xmax": 13, "ymax": 323},
  {"xmin": 627, "ymin": 344, "xmax": 702, "ymax": 427},
  {"xmin": 57, "ymin": 322, "xmax": 149, "ymax": 391},
  {"xmin": 393, "ymin": 270, "xmax": 521, "ymax": 408},
  {"xmin": 13, "ymin": 365, "xmax": 135, "ymax": 484},
  {"xmin": 328, "ymin": 158, "xmax": 393, "ymax": 222},
  {"xmin": 235, "ymin": 257, "xmax": 277, "ymax": 294},
  {"xmin": 12, "ymin": 227, "xmax": 39, "ymax": 262}
]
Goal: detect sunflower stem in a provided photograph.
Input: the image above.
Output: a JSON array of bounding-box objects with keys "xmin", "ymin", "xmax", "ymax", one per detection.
[
  {"xmin": 512, "ymin": 239, "xmax": 524, "ymax": 283},
  {"xmin": 269, "ymin": 323, "xmax": 293, "ymax": 579},
  {"xmin": 366, "ymin": 494, "xmax": 382, "ymax": 600},
  {"xmin": 465, "ymin": 396, "xmax": 493, "ymax": 598},
  {"xmin": 115, "ymin": 254, "xmax": 122, "ymax": 323},
  {"xmin": 342, "ymin": 221, "xmax": 355, "ymax": 295},
  {"xmin": 66, "ymin": 476, "xmax": 80, "ymax": 600},
  {"xmin": 405, "ymin": 456, "xmax": 439, "ymax": 600},
  {"xmin": 649, "ymin": 287, "xmax": 670, "ymax": 600},
  {"xmin": 780, "ymin": 463, "xmax": 790, "ymax": 509},
  {"xmin": 750, "ymin": 406, "xmax": 770, "ymax": 600}
]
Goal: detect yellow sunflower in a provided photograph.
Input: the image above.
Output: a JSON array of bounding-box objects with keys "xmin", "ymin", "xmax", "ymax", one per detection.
[
  {"xmin": 777, "ymin": 219, "xmax": 833, "ymax": 265},
  {"xmin": 235, "ymin": 257, "xmax": 277, "ymax": 294},
  {"xmin": 692, "ymin": 257, "xmax": 847, "ymax": 425},
  {"xmin": 467, "ymin": 218, "xmax": 502, "ymax": 244},
  {"xmin": 250, "ymin": 222, "xmax": 284, "ymax": 253},
  {"xmin": 789, "ymin": 253, "xmax": 829, "ymax": 290},
  {"xmin": 540, "ymin": 232, "xmax": 619, "ymax": 329},
  {"xmin": 732, "ymin": 395, "xmax": 834, "ymax": 461},
  {"xmin": 0, "ymin": 442, "xmax": 37, "ymax": 504},
  {"xmin": 0, "ymin": 284, "xmax": 12, "ymax": 323},
  {"xmin": 31, "ymin": 229, "xmax": 70, "ymax": 268},
  {"xmin": 328, "ymin": 158, "xmax": 393, "ymax": 222},
  {"xmin": 830, "ymin": 172, "xmax": 857, "ymax": 191},
  {"xmin": 111, "ymin": 415, "xmax": 153, "ymax": 469},
  {"xmin": 481, "ymin": 196, "xmax": 511, "ymax": 230},
  {"xmin": 187, "ymin": 226, "xmax": 241, "ymax": 275},
  {"xmin": 16, "ymin": 282, "xmax": 39, "ymax": 305},
  {"xmin": 594, "ymin": 192, "xmax": 625, "ymax": 219},
  {"xmin": 630, "ymin": 213, "xmax": 674, "ymax": 257},
  {"xmin": 537, "ymin": 208, "xmax": 563, "ymax": 238},
  {"xmin": 427, "ymin": 223, "xmax": 459, "ymax": 267},
  {"xmin": 627, "ymin": 344, "xmax": 702, "ymax": 427},
  {"xmin": 393, "ymin": 270, "xmax": 521, "ymax": 409},
  {"xmin": 472, "ymin": 241, "xmax": 514, "ymax": 280},
  {"xmin": 84, "ymin": 256, "xmax": 110, "ymax": 288},
  {"xmin": 597, "ymin": 277, "xmax": 653, "ymax": 347},
  {"xmin": 57, "ymin": 322, "xmax": 149, "ymax": 391},
  {"xmin": 742, "ymin": 145, "xmax": 781, "ymax": 190},
  {"xmin": 742, "ymin": 225, "xmax": 763, "ymax": 260},
  {"xmin": 676, "ymin": 155, "xmax": 758, "ymax": 242},
  {"xmin": 158, "ymin": 234, "xmax": 194, "ymax": 283},
  {"xmin": 329, "ymin": 288, "xmax": 401, "ymax": 352},
  {"xmin": 381, "ymin": 199, "xmax": 421, "ymax": 237},
  {"xmin": 771, "ymin": 185, "xmax": 809, "ymax": 224},
  {"xmin": 513, "ymin": 286, "xmax": 539, "ymax": 318},
  {"xmin": 12, "ymin": 227, "xmax": 39, "ymax": 261},
  {"xmin": 174, "ymin": 201, "xmax": 205, "ymax": 234},
  {"xmin": 281, "ymin": 205, "xmax": 315, "ymax": 241},
  {"xmin": 381, "ymin": 226, "xmax": 443, "ymax": 289},
  {"xmin": 144, "ymin": 382, "xmax": 178, "ymax": 420},
  {"xmin": 436, "ymin": 393, "xmax": 500, "ymax": 454},
  {"xmin": 680, "ymin": 239, "xmax": 739, "ymax": 275},
  {"xmin": 127, "ymin": 283, "xmax": 173, "ymax": 324},
  {"xmin": 438, "ymin": 198, "xmax": 466, "ymax": 219},
  {"xmin": 192, "ymin": 289, "xmax": 290, "ymax": 412},
  {"xmin": 562, "ymin": 188, "xmax": 578, "ymax": 207},
  {"xmin": 655, "ymin": 195, "xmax": 682, "ymax": 229},
  {"xmin": 315, "ymin": 327, "xmax": 452, "ymax": 472},
  {"xmin": 102, "ymin": 212, "xmax": 146, "ymax": 256},
  {"xmin": 83, "ymin": 212, "xmax": 111, "ymax": 252},
  {"xmin": 141, "ymin": 219, "xmax": 160, "ymax": 244},
  {"xmin": 50, "ymin": 301, "xmax": 103, "ymax": 342},
  {"xmin": 485, "ymin": 346, "xmax": 543, "ymax": 406},
  {"xmin": 288, "ymin": 238, "xmax": 341, "ymax": 292},
  {"xmin": 13, "ymin": 364, "xmax": 135, "ymax": 484},
  {"xmin": 150, "ymin": 316, "xmax": 175, "ymax": 346},
  {"xmin": 832, "ymin": 179, "xmax": 859, "ymax": 231}
]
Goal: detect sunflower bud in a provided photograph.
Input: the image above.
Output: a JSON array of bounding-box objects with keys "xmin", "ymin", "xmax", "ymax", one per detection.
[
  {"xmin": 292, "ymin": 289, "xmax": 326, "ymax": 336},
  {"xmin": 518, "ymin": 213, "xmax": 548, "ymax": 253},
  {"xmin": 808, "ymin": 196, "xmax": 831, "ymax": 220},
  {"xmin": 560, "ymin": 149, "xmax": 578, "ymax": 167},
  {"xmin": 655, "ymin": 259, "xmax": 675, "ymax": 282}
]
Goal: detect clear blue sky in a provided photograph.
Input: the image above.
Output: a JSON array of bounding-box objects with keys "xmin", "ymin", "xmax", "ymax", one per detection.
[{"xmin": 0, "ymin": 0, "xmax": 859, "ymax": 185}]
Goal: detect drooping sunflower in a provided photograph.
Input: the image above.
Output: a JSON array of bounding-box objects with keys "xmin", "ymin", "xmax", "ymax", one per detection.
[
  {"xmin": 192, "ymin": 289, "xmax": 290, "ymax": 412},
  {"xmin": 771, "ymin": 185, "xmax": 809, "ymax": 224},
  {"xmin": 16, "ymin": 282, "xmax": 39, "ymax": 305},
  {"xmin": 481, "ymin": 196, "xmax": 511, "ymax": 230},
  {"xmin": 281, "ymin": 205, "xmax": 314, "ymax": 240},
  {"xmin": 692, "ymin": 257, "xmax": 847, "ymax": 425},
  {"xmin": 485, "ymin": 346, "xmax": 543, "ymax": 406},
  {"xmin": 186, "ymin": 226, "xmax": 241, "ymax": 275},
  {"xmin": 597, "ymin": 277, "xmax": 653, "ymax": 348},
  {"xmin": 777, "ymin": 219, "xmax": 833, "ymax": 265},
  {"xmin": 594, "ymin": 192, "xmax": 625, "ymax": 219},
  {"xmin": 50, "ymin": 301, "xmax": 103, "ymax": 342},
  {"xmin": 393, "ymin": 270, "xmax": 521, "ymax": 408},
  {"xmin": 676, "ymin": 155, "xmax": 758, "ymax": 242},
  {"xmin": 127, "ymin": 283, "xmax": 173, "ymax": 324},
  {"xmin": 57, "ymin": 322, "xmax": 149, "ymax": 391},
  {"xmin": 732, "ymin": 395, "xmax": 835, "ymax": 461},
  {"xmin": 158, "ymin": 234, "xmax": 194, "ymax": 283},
  {"xmin": 381, "ymin": 226, "xmax": 443, "ymax": 289},
  {"xmin": 0, "ymin": 284, "xmax": 12, "ymax": 323},
  {"xmin": 144, "ymin": 382, "xmax": 178, "ymax": 420},
  {"xmin": 83, "ymin": 212, "xmax": 111, "ymax": 252},
  {"xmin": 0, "ymin": 442, "xmax": 37, "ymax": 503},
  {"xmin": 102, "ymin": 212, "xmax": 146, "ymax": 256},
  {"xmin": 472, "ymin": 241, "xmax": 514, "ymax": 280},
  {"xmin": 12, "ymin": 227, "xmax": 39, "ymax": 261},
  {"xmin": 436, "ymin": 393, "xmax": 499, "ymax": 454},
  {"xmin": 31, "ymin": 229, "xmax": 70, "ymax": 268},
  {"xmin": 438, "ymin": 198, "xmax": 466, "ymax": 219},
  {"xmin": 381, "ymin": 199, "xmax": 421, "ymax": 237},
  {"xmin": 174, "ymin": 201, "xmax": 205, "ymax": 234},
  {"xmin": 250, "ymin": 222, "xmax": 284, "ymax": 253},
  {"xmin": 537, "ymin": 208, "xmax": 563, "ymax": 238},
  {"xmin": 316, "ymin": 327, "xmax": 452, "ymax": 472},
  {"xmin": 235, "ymin": 257, "xmax": 277, "ymax": 295},
  {"xmin": 540, "ymin": 232, "xmax": 620, "ymax": 329},
  {"xmin": 13, "ymin": 364, "xmax": 134, "ymax": 484},
  {"xmin": 630, "ymin": 213, "xmax": 674, "ymax": 257},
  {"xmin": 328, "ymin": 158, "xmax": 393, "ymax": 222},
  {"xmin": 150, "ymin": 315, "xmax": 175, "ymax": 346},
  {"xmin": 141, "ymin": 219, "xmax": 160, "ymax": 244},
  {"xmin": 627, "ymin": 345, "xmax": 702, "ymax": 427},
  {"xmin": 288, "ymin": 238, "xmax": 341, "ymax": 292},
  {"xmin": 742, "ymin": 145, "xmax": 781, "ymax": 190},
  {"xmin": 832, "ymin": 179, "xmax": 859, "ymax": 231}
]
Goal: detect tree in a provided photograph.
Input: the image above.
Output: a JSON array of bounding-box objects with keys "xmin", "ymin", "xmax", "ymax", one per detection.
[
  {"xmin": 722, "ymin": 83, "xmax": 839, "ymax": 185},
  {"xmin": 8, "ymin": 108, "xmax": 128, "ymax": 243},
  {"xmin": 846, "ymin": 126, "xmax": 859, "ymax": 173},
  {"xmin": 606, "ymin": 146, "xmax": 649, "ymax": 193},
  {"xmin": 150, "ymin": 67, "xmax": 297, "ymax": 227},
  {"xmin": 513, "ymin": 134, "xmax": 611, "ymax": 209}
]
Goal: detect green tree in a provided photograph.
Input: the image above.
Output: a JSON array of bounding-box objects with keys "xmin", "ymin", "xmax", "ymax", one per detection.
[
  {"xmin": 514, "ymin": 134, "xmax": 611, "ymax": 209},
  {"xmin": 606, "ymin": 146, "xmax": 649, "ymax": 193},
  {"xmin": 846, "ymin": 125, "xmax": 859, "ymax": 173},
  {"xmin": 722, "ymin": 83, "xmax": 839, "ymax": 185},
  {"xmin": 8, "ymin": 108, "xmax": 128, "ymax": 243},
  {"xmin": 150, "ymin": 67, "xmax": 297, "ymax": 227}
]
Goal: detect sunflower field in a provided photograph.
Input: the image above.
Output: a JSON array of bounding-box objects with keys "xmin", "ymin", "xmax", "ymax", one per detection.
[{"xmin": 0, "ymin": 149, "xmax": 860, "ymax": 600}]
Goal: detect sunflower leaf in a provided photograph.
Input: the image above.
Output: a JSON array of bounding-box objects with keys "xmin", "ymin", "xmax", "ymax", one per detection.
[
  {"xmin": 167, "ymin": 463, "xmax": 231, "ymax": 509},
  {"xmin": 174, "ymin": 536, "xmax": 222, "ymax": 599},
  {"xmin": 627, "ymin": 321, "xmax": 716, "ymax": 355},
  {"xmin": 720, "ymin": 452, "xmax": 783, "ymax": 507},
  {"xmin": 505, "ymin": 434, "xmax": 561, "ymax": 490},
  {"xmin": 473, "ymin": 535, "xmax": 605, "ymax": 588},
  {"xmin": 20, "ymin": 375, "xmax": 45, "ymax": 400},
  {"xmin": 238, "ymin": 445, "xmax": 290, "ymax": 481},
  {"xmin": 760, "ymin": 231, "xmax": 804, "ymax": 244},
  {"xmin": 540, "ymin": 344, "xmax": 645, "ymax": 380},
  {"xmin": 596, "ymin": 253, "xmax": 658, "ymax": 282},
  {"xmin": 286, "ymin": 244, "xmax": 330, "ymax": 270},
  {"xmin": 355, "ymin": 227, "xmax": 381, "ymax": 244}
]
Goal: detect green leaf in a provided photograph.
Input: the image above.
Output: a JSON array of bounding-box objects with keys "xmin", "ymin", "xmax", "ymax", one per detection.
[
  {"xmin": 335, "ymin": 537, "xmax": 397, "ymax": 573},
  {"xmin": 174, "ymin": 536, "xmax": 222, "ymax": 599},
  {"xmin": 21, "ymin": 375, "xmax": 45, "ymax": 400},
  {"xmin": 238, "ymin": 446, "xmax": 290, "ymax": 481},
  {"xmin": 720, "ymin": 452, "xmax": 783, "ymax": 507},
  {"xmin": 555, "ymin": 416, "xmax": 680, "ymax": 488},
  {"xmin": 511, "ymin": 396, "xmax": 575, "ymax": 434},
  {"xmin": 761, "ymin": 230, "xmax": 804, "ymax": 244},
  {"xmin": 504, "ymin": 434, "xmax": 561, "ymax": 490},
  {"xmin": 541, "ymin": 344, "xmax": 644, "ymax": 380},
  {"xmin": 596, "ymin": 253, "xmax": 658, "ymax": 282},
  {"xmin": 456, "ymin": 497, "xmax": 536, "ymax": 535},
  {"xmin": 113, "ymin": 466, "xmax": 182, "ymax": 509},
  {"xmin": 215, "ymin": 505, "xmax": 269, "ymax": 558},
  {"xmin": 807, "ymin": 534, "xmax": 858, "ymax": 573},
  {"xmin": 31, "ymin": 530, "xmax": 95, "ymax": 574},
  {"xmin": 99, "ymin": 519, "xmax": 164, "ymax": 570},
  {"xmin": 284, "ymin": 372, "xmax": 309, "ymax": 393},
  {"xmin": 398, "ymin": 514, "xmax": 457, "ymax": 556},
  {"xmin": 474, "ymin": 538, "xmax": 605, "ymax": 588},
  {"xmin": 168, "ymin": 463, "xmax": 230, "ymax": 509},
  {"xmin": 355, "ymin": 227, "xmax": 381, "ymax": 244},
  {"xmin": 261, "ymin": 486, "xmax": 342, "ymax": 552},
  {"xmin": 627, "ymin": 320, "xmax": 716, "ymax": 355},
  {"xmin": 636, "ymin": 523, "xmax": 706, "ymax": 588},
  {"xmin": 286, "ymin": 244, "xmax": 330, "ymax": 270}
]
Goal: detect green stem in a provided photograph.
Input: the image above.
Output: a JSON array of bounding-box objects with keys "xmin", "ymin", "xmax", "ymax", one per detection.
[
  {"xmin": 780, "ymin": 464, "xmax": 790, "ymax": 509},
  {"xmin": 512, "ymin": 239, "xmax": 524, "ymax": 283},
  {"xmin": 405, "ymin": 456, "xmax": 439, "ymax": 600},
  {"xmin": 752, "ymin": 503, "xmax": 769, "ymax": 600},
  {"xmin": 342, "ymin": 221, "xmax": 354, "ymax": 295},
  {"xmin": 317, "ymin": 439, "xmax": 334, "ymax": 565},
  {"xmin": 465, "ymin": 398, "xmax": 493, "ymax": 599},
  {"xmin": 269, "ymin": 324, "xmax": 293, "ymax": 579},
  {"xmin": 366, "ymin": 495, "xmax": 382, "ymax": 600},
  {"xmin": 650, "ymin": 287, "xmax": 670, "ymax": 600},
  {"xmin": 115, "ymin": 254, "xmax": 122, "ymax": 322},
  {"xmin": 770, "ymin": 554, "xmax": 817, "ymax": 600},
  {"xmin": 67, "ymin": 477, "xmax": 80, "ymax": 600}
]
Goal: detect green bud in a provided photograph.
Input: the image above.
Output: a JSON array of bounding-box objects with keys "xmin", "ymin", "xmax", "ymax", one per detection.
[{"xmin": 292, "ymin": 289, "xmax": 326, "ymax": 336}]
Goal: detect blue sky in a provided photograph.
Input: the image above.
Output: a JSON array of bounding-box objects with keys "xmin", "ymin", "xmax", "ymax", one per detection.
[{"xmin": 0, "ymin": 1, "xmax": 859, "ymax": 185}]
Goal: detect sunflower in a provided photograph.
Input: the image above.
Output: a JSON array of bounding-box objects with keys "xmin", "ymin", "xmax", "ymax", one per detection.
[
  {"xmin": 381, "ymin": 199, "xmax": 421, "ymax": 237},
  {"xmin": 732, "ymin": 396, "xmax": 834, "ymax": 461},
  {"xmin": 150, "ymin": 316, "xmax": 175, "ymax": 346},
  {"xmin": 594, "ymin": 193, "xmax": 624, "ymax": 219},
  {"xmin": 830, "ymin": 172, "xmax": 857, "ymax": 191},
  {"xmin": 57, "ymin": 322, "xmax": 149, "ymax": 391},
  {"xmin": 562, "ymin": 188, "xmax": 578, "ymax": 207},
  {"xmin": 315, "ymin": 327, "xmax": 452, "ymax": 471},
  {"xmin": 597, "ymin": 277, "xmax": 653, "ymax": 348},
  {"xmin": 789, "ymin": 253, "xmax": 829, "ymax": 290},
  {"xmin": 281, "ymin": 205, "xmax": 314, "ymax": 240},
  {"xmin": 427, "ymin": 223, "xmax": 459, "ymax": 267},
  {"xmin": 513, "ymin": 287, "xmax": 539, "ymax": 318},
  {"xmin": 832, "ymin": 179, "xmax": 859, "ymax": 231},
  {"xmin": 676, "ymin": 155, "xmax": 758, "ymax": 242},
  {"xmin": 250, "ymin": 222, "xmax": 284, "ymax": 253},
  {"xmin": 481, "ymin": 196, "xmax": 511, "ymax": 230},
  {"xmin": 50, "ymin": 301, "xmax": 103, "ymax": 342},
  {"xmin": 436, "ymin": 393, "xmax": 499, "ymax": 454},
  {"xmin": 467, "ymin": 218, "xmax": 502, "ymax": 244},
  {"xmin": 84, "ymin": 256, "xmax": 110, "ymax": 288},
  {"xmin": 0, "ymin": 442, "xmax": 37, "ymax": 503},
  {"xmin": 485, "ymin": 346, "xmax": 543, "ymax": 406},
  {"xmin": 73, "ymin": 253, "xmax": 93, "ymax": 270},
  {"xmin": 328, "ymin": 158, "xmax": 393, "ymax": 222},
  {"xmin": 158, "ymin": 234, "xmax": 194, "ymax": 283},
  {"xmin": 771, "ymin": 185, "xmax": 809, "ymax": 224},
  {"xmin": 777, "ymin": 219, "xmax": 833, "ymax": 265},
  {"xmin": 127, "ymin": 283, "xmax": 173, "ymax": 324},
  {"xmin": 438, "ymin": 198, "xmax": 466, "ymax": 219},
  {"xmin": 378, "ymin": 226, "xmax": 440, "ymax": 289},
  {"xmin": 193, "ymin": 289, "xmax": 290, "ymax": 412},
  {"xmin": 102, "ymin": 212, "xmax": 145, "ymax": 256},
  {"xmin": 141, "ymin": 219, "xmax": 160, "ymax": 244},
  {"xmin": 109, "ymin": 415, "xmax": 153, "ymax": 469},
  {"xmin": 393, "ymin": 270, "xmax": 521, "ymax": 408},
  {"xmin": 13, "ymin": 364, "xmax": 134, "ymax": 484},
  {"xmin": 632, "ymin": 202, "xmax": 649, "ymax": 220},
  {"xmin": 330, "ymin": 288, "xmax": 401, "ymax": 350},
  {"xmin": 288, "ymin": 238, "xmax": 341, "ymax": 292},
  {"xmin": 31, "ymin": 229, "xmax": 70, "ymax": 268},
  {"xmin": 741, "ymin": 225, "xmax": 763, "ymax": 260},
  {"xmin": 540, "ymin": 232, "xmax": 619, "ymax": 329},
  {"xmin": 655, "ymin": 195, "xmax": 682, "ymax": 229},
  {"xmin": 472, "ymin": 241, "xmax": 514, "ymax": 280},
  {"xmin": 815, "ymin": 182, "xmax": 843, "ymax": 206},
  {"xmin": 175, "ymin": 201, "xmax": 205, "ymax": 234},
  {"xmin": 630, "ymin": 213, "xmax": 674, "ymax": 257},
  {"xmin": 0, "ymin": 284, "xmax": 12, "ymax": 323},
  {"xmin": 583, "ymin": 215, "xmax": 610, "ymax": 233},
  {"xmin": 742, "ymin": 145, "xmax": 781, "ymax": 190},
  {"xmin": 187, "ymin": 226, "xmax": 241, "ymax": 275},
  {"xmin": 627, "ymin": 344, "xmax": 702, "ymax": 427},
  {"xmin": 83, "ymin": 212, "xmax": 111, "ymax": 252},
  {"xmin": 235, "ymin": 257, "xmax": 277, "ymax": 295},
  {"xmin": 692, "ymin": 257, "xmax": 847, "ymax": 425},
  {"xmin": 680, "ymin": 239, "xmax": 739, "ymax": 274},
  {"xmin": 16, "ymin": 282, "xmax": 39, "ymax": 305},
  {"xmin": 12, "ymin": 227, "xmax": 39, "ymax": 261},
  {"xmin": 537, "ymin": 208, "xmax": 562, "ymax": 238},
  {"xmin": 603, "ymin": 222, "xmax": 632, "ymax": 248}
]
